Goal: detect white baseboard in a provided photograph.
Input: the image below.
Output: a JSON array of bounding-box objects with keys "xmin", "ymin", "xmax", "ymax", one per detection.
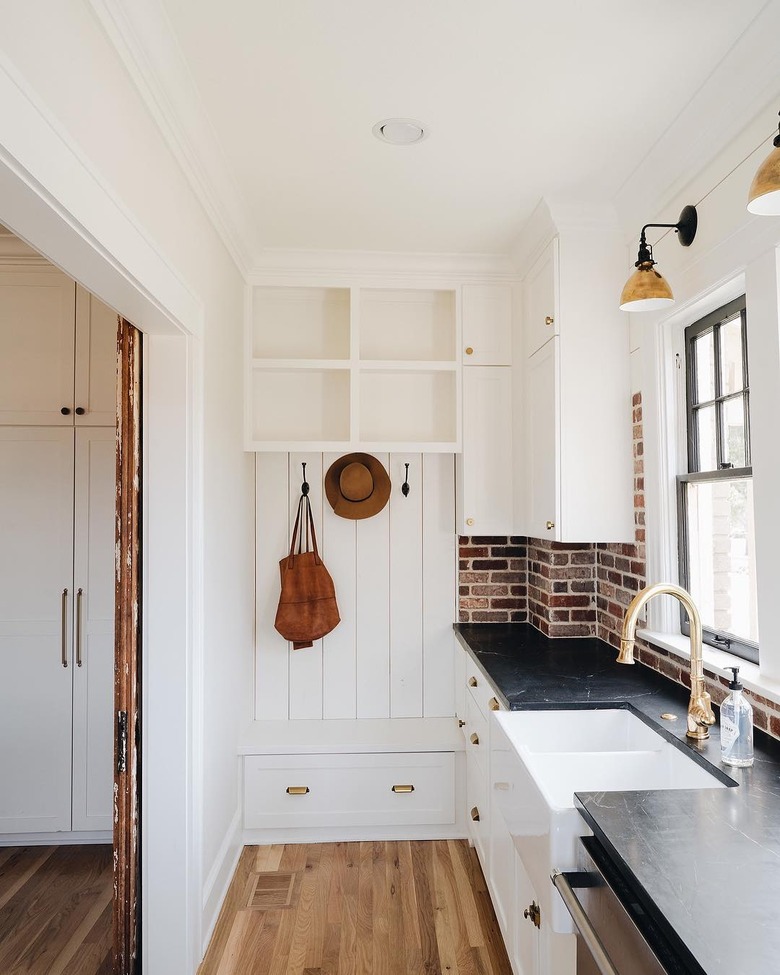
[
  {"xmin": 243, "ymin": 823, "xmax": 469, "ymax": 845},
  {"xmin": 0, "ymin": 830, "xmax": 112, "ymax": 846},
  {"xmin": 201, "ymin": 807, "xmax": 243, "ymax": 956}
]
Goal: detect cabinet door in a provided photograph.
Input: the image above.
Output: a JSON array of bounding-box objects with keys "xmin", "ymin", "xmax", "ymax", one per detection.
[
  {"xmin": 515, "ymin": 854, "xmax": 541, "ymax": 975},
  {"xmin": 489, "ymin": 801, "xmax": 516, "ymax": 956},
  {"xmin": 74, "ymin": 286, "xmax": 117, "ymax": 426},
  {"xmin": 0, "ymin": 427, "xmax": 74, "ymax": 832},
  {"xmin": 525, "ymin": 339, "xmax": 560, "ymax": 540},
  {"xmin": 458, "ymin": 366, "xmax": 513, "ymax": 534},
  {"xmin": 72, "ymin": 428, "xmax": 116, "ymax": 831},
  {"xmin": 462, "ymin": 285, "xmax": 512, "ymax": 365},
  {"xmin": 0, "ymin": 269, "xmax": 75, "ymax": 425},
  {"xmin": 524, "ymin": 239, "xmax": 559, "ymax": 357}
]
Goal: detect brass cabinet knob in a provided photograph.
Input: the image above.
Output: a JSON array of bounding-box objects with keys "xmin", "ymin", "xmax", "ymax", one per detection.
[
  {"xmin": 458, "ymin": 719, "xmax": 466, "ymax": 728},
  {"xmin": 524, "ymin": 902, "xmax": 541, "ymax": 929},
  {"xmin": 470, "ymin": 732, "xmax": 480, "ymax": 746},
  {"xmin": 544, "ymin": 316, "xmax": 554, "ymax": 326},
  {"xmin": 466, "ymin": 517, "xmax": 475, "ymax": 527},
  {"xmin": 391, "ymin": 784, "xmax": 415, "ymax": 793},
  {"xmin": 286, "ymin": 786, "xmax": 310, "ymax": 795},
  {"xmin": 465, "ymin": 346, "xmax": 474, "ymax": 355},
  {"xmin": 470, "ymin": 806, "xmax": 480, "ymax": 822},
  {"xmin": 546, "ymin": 520, "xmax": 555, "ymax": 530},
  {"xmin": 488, "ymin": 697, "xmax": 500, "ymax": 711},
  {"xmin": 468, "ymin": 676, "xmax": 478, "ymax": 688}
]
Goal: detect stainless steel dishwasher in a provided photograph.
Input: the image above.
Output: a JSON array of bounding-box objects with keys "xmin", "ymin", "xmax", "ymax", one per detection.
[{"xmin": 552, "ymin": 836, "xmax": 697, "ymax": 975}]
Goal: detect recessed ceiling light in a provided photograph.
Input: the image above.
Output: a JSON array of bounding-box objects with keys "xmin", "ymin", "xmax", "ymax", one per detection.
[{"xmin": 372, "ymin": 118, "xmax": 428, "ymax": 146}]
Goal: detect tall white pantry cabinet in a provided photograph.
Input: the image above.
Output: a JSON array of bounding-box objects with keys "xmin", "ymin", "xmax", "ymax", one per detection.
[{"xmin": 0, "ymin": 266, "xmax": 117, "ymax": 837}]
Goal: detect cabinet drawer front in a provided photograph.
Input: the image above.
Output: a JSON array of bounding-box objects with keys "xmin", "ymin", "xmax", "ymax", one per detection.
[
  {"xmin": 465, "ymin": 691, "xmax": 489, "ymax": 775},
  {"xmin": 465, "ymin": 660, "xmax": 504, "ymax": 721},
  {"xmin": 244, "ymin": 752, "xmax": 455, "ymax": 829},
  {"xmin": 466, "ymin": 754, "xmax": 488, "ymax": 868}
]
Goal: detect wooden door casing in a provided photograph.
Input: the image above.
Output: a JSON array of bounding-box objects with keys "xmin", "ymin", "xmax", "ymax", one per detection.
[{"xmin": 114, "ymin": 318, "xmax": 142, "ymax": 974}]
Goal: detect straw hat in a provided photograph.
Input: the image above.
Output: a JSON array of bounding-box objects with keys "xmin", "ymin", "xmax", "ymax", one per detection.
[{"xmin": 324, "ymin": 453, "xmax": 391, "ymax": 520}]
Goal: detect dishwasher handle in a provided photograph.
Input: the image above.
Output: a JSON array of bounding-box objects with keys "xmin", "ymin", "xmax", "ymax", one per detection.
[{"xmin": 551, "ymin": 870, "xmax": 619, "ymax": 975}]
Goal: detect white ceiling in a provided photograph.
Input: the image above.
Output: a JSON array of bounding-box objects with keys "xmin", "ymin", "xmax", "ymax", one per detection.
[{"xmin": 115, "ymin": 1, "xmax": 774, "ymax": 259}]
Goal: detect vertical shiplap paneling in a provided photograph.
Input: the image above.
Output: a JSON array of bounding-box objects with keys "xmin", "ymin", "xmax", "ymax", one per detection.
[
  {"xmin": 287, "ymin": 452, "xmax": 324, "ymax": 719},
  {"xmin": 321, "ymin": 452, "xmax": 357, "ymax": 719},
  {"xmin": 422, "ymin": 454, "xmax": 457, "ymax": 716},
  {"xmin": 388, "ymin": 453, "xmax": 424, "ymax": 717},
  {"xmin": 255, "ymin": 453, "xmax": 290, "ymax": 719},
  {"xmin": 356, "ymin": 452, "xmax": 391, "ymax": 718}
]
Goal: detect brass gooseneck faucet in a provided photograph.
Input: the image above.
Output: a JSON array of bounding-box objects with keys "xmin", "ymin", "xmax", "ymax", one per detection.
[{"xmin": 617, "ymin": 583, "xmax": 716, "ymax": 740}]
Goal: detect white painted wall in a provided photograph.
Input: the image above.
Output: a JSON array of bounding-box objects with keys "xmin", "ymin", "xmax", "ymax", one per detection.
[
  {"xmin": 624, "ymin": 91, "xmax": 780, "ymax": 683},
  {"xmin": 255, "ymin": 453, "xmax": 457, "ymax": 721},
  {"xmin": 0, "ymin": 5, "xmax": 254, "ymax": 970}
]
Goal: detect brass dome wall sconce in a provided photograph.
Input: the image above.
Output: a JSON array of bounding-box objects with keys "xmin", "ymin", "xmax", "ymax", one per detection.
[
  {"xmin": 619, "ymin": 205, "xmax": 698, "ymax": 312},
  {"xmin": 747, "ymin": 110, "xmax": 780, "ymax": 215}
]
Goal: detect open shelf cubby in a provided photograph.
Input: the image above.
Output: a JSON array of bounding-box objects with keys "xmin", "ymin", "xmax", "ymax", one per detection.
[
  {"xmin": 250, "ymin": 367, "xmax": 350, "ymax": 444},
  {"xmin": 359, "ymin": 289, "xmax": 456, "ymax": 361},
  {"xmin": 252, "ymin": 286, "xmax": 350, "ymax": 360},
  {"xmin": 358, "ymin": 368, "xmax": 457, "ymax": 445}
]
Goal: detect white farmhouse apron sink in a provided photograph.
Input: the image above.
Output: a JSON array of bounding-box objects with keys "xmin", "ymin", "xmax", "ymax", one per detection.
[{"xmin": 491, "ymin": 708, "xmax": 728, "ymax": 934}]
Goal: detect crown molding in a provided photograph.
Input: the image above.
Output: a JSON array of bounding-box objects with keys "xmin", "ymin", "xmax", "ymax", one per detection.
[
  {"xmin": 249, "ymin": 247, "xmax": 520, "ymax": 284},
  {"xmin": 88, "ymin": 0, "xmax": 257, "ymax": 276},
  {"xmin": 614, "ymin": 1, "xmax": 780, "ymax": 234}
]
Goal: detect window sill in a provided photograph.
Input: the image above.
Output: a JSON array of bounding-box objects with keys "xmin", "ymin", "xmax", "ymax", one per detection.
[{"xmin": 638, "ymin": 628, "xmax": 780, "ymax": 709}]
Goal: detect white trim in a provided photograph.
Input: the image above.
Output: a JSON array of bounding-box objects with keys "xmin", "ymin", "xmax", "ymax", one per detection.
[
  {"xmin": 0, "ymin": 831, "xmax": 112, "ymax": 846},
  {"xmin": 243, "ymin": 824, "xmax": 468, "ymax": 845},
  {"xmin": 639, "ymin": 628, "xmax": 780, "ymax": 711},
  {"xmin": 87, "ymin": 0, "xmax": 255, "ymax": 275},
  {"xmin": 200, "ymin": 807, "xmax": 242, "ymax": 956}
]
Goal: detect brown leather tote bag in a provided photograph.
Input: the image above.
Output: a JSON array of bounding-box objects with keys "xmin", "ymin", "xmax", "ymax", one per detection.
[{"xmin": 274, "ymin": 494, "xmax": 340, "ymax": 650}]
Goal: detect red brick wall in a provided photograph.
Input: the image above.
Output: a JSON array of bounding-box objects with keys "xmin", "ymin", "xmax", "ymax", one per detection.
[
  {"xmin": 526, "ymin": 540, "xmax": 596, "ymax": 637},
  {"xmin": 458, "ymin": 537, "xmax": 527, "ymax": 623}
]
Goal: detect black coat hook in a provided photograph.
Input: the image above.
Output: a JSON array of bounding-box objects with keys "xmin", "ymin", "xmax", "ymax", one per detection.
[
  {"xmin": 301, "ymin": 462, "xmax": 309, "ymax": 496},
  {"xmin": 401, "ymin": 463, "xmax": 410, "ymax": 497}
]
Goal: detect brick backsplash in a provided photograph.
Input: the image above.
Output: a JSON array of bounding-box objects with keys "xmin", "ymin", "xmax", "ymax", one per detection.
[
  {"xmin": 458, "ymin": 537, "xmax": 527, "ymax": 623},
  {"xmin": 456, "ymin": 389, "xmax": 780, "ymax": 740}
]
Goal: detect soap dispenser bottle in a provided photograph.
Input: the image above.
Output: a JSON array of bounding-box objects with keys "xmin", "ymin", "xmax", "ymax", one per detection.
[{"xmin": 720, "ymin": 666, "xmax": 754, "ymax": 768}]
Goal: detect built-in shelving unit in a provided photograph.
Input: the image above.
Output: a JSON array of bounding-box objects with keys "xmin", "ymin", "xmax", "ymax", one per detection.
[{"xmin": 246, "ymin": 284, "xmax": 461, "ymax": 451}]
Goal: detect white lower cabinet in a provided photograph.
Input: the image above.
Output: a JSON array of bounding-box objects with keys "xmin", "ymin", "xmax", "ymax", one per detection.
[{"xmin": 515, "ymin": 853, "xmax": 541, "ymax": 975}]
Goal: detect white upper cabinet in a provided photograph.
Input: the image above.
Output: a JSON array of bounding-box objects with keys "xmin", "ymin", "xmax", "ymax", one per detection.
[
  {"xmin": 74, "ymin": 286, "xmax": 118, "ymax": 426},
  {"xmin": 517, "ymin": 224, "xmax": 633, "ymax": 543},
  {"xmin": 0, "ymin": 269, "xmax": 76, "ymax": 425},
  {"xmin": 524, "ymin": 241, "xmax": 559, "ymax": 357},
  {"xmin": 462, "ymin": 284, "xmax": 513, "ymax": 365},
  {"xmin": 0, "ymin": 270, "xmax": 116, "ymax": 427},
  {"xmin": 247, "ymin": 283, "xmax": 460, "ymax": 452}
]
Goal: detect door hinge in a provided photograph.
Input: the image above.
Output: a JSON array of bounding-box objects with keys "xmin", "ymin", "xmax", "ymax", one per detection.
[{"xmin": 117, "ymin": 710, "xmax": 128, "ymax": 774}]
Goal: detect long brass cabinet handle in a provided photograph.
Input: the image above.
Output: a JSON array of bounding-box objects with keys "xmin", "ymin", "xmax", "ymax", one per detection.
[
  {"xmin": 468, "ymin": 676, "xmax": 478, "ymax": 688},
  {"xmin": 392, "ymin": 784, "xmax": 415, "ymax": 793},
  {"xmin": 76, "ymin": 588, "xmax": 83, "ymax": 667},
  {"xmin": 61, "ymin": 588, "xmax": 68, "ymax": 668},
  {"xmin": 470, "ymin": 732, "xmax": 480, "ymax": 746},
  {"xmin": 286, "ymin": 786, "xmax": 309, "ymax": 795}
]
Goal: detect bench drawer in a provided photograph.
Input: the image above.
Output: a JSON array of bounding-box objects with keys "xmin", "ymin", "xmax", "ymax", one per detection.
[{"xmin": 244, "ymin": 751, "xmax": 455, "ymax": 829}]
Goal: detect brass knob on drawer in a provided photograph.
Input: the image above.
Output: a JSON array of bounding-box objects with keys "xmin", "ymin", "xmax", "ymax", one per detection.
[
  {"xmin": 465, "ymin": 346, "xmax": 474, "ymax": 355},
  {"xmin": 544, "ymin": 316, "xmax": 554, "ymax": 326},
  {"xmin": 524, "ymin": 902, "xmax": 541, "ymax": 929},
  {"xmin": 286, "ymin": 786, "xmax": 310, "ymax": 795},
  {"xmin": 470, "ymin": 806, "xmax": 480, "ymax": 822},
  {"xmin": 470, "ymin": 732, "xmax": 480, "ymax": 746},
  {"xmin": 546, "ymin": 520, "xmax": 555, "ymax": 530},
  {"xmin": 391, "ymin": 784, "xmax": 415, "ymax": 793},
  {"xmin": 458, "ymin": 719, "xmax": 466, "ymax": 728},
  {"xmin": 468, "ymin": 676, "xmax": 478, "ymax": 688},
  {"xmin": 488, "ymin": 697, "xmax": 500, "ymax": 711}
]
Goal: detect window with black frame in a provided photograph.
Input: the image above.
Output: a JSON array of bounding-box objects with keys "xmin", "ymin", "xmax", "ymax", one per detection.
[{"xmin": 678, "ymin": 296, "xmax": 758, "ymax": 663}]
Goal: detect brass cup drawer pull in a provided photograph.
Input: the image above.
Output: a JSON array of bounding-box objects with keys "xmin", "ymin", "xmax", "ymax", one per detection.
[
  {"xmin": 286, "ymin": 786, "xmax": 310, "ymax": 795},
  {"xmin": 488, "ymin": 697, "xmax": 500, "ymax": 711},
  {"xmin": 468, "ymin": 675, "xmax": 478, "ymax": 688},
  {"xmin": 470, "ymin": 732, "xmax": 480, "ymax": 746},
  {"xmin": 470, "ymin": 806, "xmax": 480, "ymax": 822},
  {"xmin": 391, "ymin": 784, "xmax": 415, "ymax": 794}
]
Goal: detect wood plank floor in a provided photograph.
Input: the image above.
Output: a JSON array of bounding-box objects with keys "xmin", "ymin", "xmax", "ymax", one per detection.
[
  {"xmin": 200, "ymin": 841, "xmax": 512, "ymax": 975},
  {"xmin": 0, "ymin": 845, "xmax": 113, "ymax": 975}
]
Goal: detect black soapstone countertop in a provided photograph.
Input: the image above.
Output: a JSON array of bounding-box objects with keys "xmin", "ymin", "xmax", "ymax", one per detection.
[{"xmin": 455, "ymin": 623, "xmax": 780, "ymax": 975}]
